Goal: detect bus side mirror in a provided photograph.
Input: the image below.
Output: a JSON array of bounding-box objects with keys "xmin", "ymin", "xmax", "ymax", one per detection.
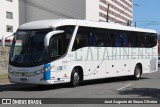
[
  {"xmin": 1, "ymin": 33, "xmax": 15, "ymax": 47},
  {"xmin": 44, "ymin": 30, "xmax": 64, "ymax": 48}
]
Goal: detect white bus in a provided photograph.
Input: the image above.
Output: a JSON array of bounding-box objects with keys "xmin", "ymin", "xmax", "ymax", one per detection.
[{"xmin": 8, "ymin": 19, "xmax": 158, "ymax": 87}]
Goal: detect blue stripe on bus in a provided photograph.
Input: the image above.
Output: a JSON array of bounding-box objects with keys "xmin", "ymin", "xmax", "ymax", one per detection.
[{"xmin": 43, "ymin": 64, "xmax": 51, "ymax": 80}]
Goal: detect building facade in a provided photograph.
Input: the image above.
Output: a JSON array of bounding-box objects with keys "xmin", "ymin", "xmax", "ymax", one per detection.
[
  {"xmin": 0, "ymin": 0, "xmax": 19, "ymax": 45},
  {"xmin": 0, "ymin": 0, "xmax": 133, "ymax": 45},
  {"xmin": 19, "ymin": 0, "xmax": 133, "ymax": 25},
  {"xmin": 99, "ymin": 0, "xmax": 133, "ymax": 25},
  {"xmin": 19, "ymin": 0, "xmax": 86, "ymax": 25}
]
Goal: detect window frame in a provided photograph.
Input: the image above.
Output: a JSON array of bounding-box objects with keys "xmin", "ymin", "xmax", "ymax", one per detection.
[
  {"xmin": 6, "ymin": 11, "xmax": 13, "ymax": 19},
  {"xmin": 6, "ymin": 25, "xmax": 13, "ymax": 32}
]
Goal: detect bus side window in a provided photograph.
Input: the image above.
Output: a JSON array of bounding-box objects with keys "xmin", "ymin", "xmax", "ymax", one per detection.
[
  {"xmin": 138, "ymin": 33, "xmax": 144, "ymax": 47},
  {"xmin": 104, "ymin": 32, "xmax": 109, "ymax": 47},
  {"xmin": 104, "ymin": 32, "xmax": 115, "ymax": 47},
  {"xmin": 108, "ymin": 32, "xmax": 115, "ymax": 47},
  {"xmin": 128, "ymin": 32, "xmax": 137, "ymax": 47},
  {"xmin": 72, "ymin": 27, "xmax": 91, "ymax": 51},
  {"xmin": 73, "ymin": 34, "xmax": 85, "ymax": 50},
  {"xmin": 122, "ymin": 32, "xmax": 128, "ymax": 47},
  {"xmin": 144, "ymin": 33, "xmax": 150, "ymax": 47},
  {"xmin": 104, "ymin": 30, "xmax": 115, "ymax": 47},
  {"xmin": 149, "ymin": 33, "xmax": 157, "ymax": 47},
  {"xmin": 127, "ymin": 33, "xmax": 131, "ymax": 47},
  {"xmin": 115, "ymin": 31, "xmax": 127, "ymax": 47},
  {"xmin": 56, "ymin": 26, "xmax": 75, "ymax": 53},
  {"xmin": 114, "ymin": 31, "xmax": 128, "ymax": 47},
  {"xmin": 90, "ymin": 29, "xmax": 96, "ymax": 46},
  {"xmin": 115, "ymin": 32, "xmax": 121, "ymax": 47},
  {"xmin": 95, "ymin": 28, "xmax": 105, "ymax": 47}
]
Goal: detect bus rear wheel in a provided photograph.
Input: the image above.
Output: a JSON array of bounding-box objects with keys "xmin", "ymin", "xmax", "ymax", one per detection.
[
  {"xmin": 70, "ymin": 69, "xmax": 80, "ymax": 87},
  {"xmin": 133, "ymin": 65, "xmax": 142, "ymax": 80}
]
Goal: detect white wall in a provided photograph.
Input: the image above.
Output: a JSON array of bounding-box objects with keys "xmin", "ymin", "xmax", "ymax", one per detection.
[
  {"xmin": 19, "ymin": 0, "xmax": 86, "ymax": 25},
  {"xmin": 85, "ymin": 0, "xmax": 99, "ymax": 21},
  {"xmin": 0, "ymin": 0, "xmax": 19, "ymax": 40}
]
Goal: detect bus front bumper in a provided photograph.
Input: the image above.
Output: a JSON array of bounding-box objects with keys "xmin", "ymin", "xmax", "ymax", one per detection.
[
  {"xmin": 8, "ymin": 72, "xmax": 70, "ymax": 85},
  {"xmin": 8, "ymin": 73, "xmax": 51, "ymax": 85}
]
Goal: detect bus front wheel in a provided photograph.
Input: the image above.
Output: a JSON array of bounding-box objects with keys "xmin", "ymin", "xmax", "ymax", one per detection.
[
  {"xmin": 70, "ymin": 68, "xmax": 80, "ymax": 87},
  {"xmin": 133, "ymin": 65, "xmax": 142, "ymax": 80}
]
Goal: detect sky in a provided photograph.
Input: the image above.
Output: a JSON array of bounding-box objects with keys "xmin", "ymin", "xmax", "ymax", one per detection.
[{"xmin": 133, "ymin": 0, "xmax": 160, "ymax": 34}]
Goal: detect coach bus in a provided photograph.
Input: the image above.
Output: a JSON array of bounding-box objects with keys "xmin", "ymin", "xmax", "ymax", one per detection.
[{"xmin": 8, "ymin": 19, "xmax": 158, "ymax": 87}]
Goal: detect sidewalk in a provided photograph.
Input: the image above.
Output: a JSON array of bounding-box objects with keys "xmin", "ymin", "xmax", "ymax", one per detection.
[{"xmin": 0, "ymin": 74, "xmax": 9, "ymax": 83}]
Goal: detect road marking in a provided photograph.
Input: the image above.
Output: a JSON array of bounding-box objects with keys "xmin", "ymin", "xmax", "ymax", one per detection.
[{"xmin": 117, "ymin": 83, "xmax": 132, "ymax": 91}]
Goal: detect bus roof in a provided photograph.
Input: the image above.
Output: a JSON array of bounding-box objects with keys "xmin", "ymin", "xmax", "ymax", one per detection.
[{"xmin": 19, "ymin": 19, "xmax": 157, "ymax": 33}]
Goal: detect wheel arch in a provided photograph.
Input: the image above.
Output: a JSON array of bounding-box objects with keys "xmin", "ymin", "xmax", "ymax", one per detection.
[
  {"xmin": 136, "ymin": 63, "xmax": 143, "ymax": 74},
  {"xmin": 71, "ymin": 66, "xmax": 84, "ymax": 81}
]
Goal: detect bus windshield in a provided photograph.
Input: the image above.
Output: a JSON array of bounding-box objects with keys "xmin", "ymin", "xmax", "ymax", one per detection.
[
  {"xmin": 9, "ymin": 29, "xmax": 52, "ymax": 67},
  {"xmin": 9, "ymin": 26, "xmax": 75, "ymax": 67}
]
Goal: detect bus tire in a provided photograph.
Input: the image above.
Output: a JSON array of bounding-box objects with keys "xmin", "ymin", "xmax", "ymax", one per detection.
[
  {"xmin": 70, "ymin": 68, "xmax": 80, "ymax": 87},
  {"xmin": 133, "ymin": 65, "xmax": 142, "ymax": 80}
]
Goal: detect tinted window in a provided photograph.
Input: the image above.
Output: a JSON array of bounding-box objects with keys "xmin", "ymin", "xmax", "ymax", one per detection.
[
  {"xmin": 137, "ymin": 33, "xmax": 144, "ymax": 47},
  {"xmin": 128, "ymin": 32, "xmax": 157, "ymax": 48},
  {"xmin": 94, "ymin": 28, "xmax": 106, "ymax": 47},
  {"xmin": 149, "ymin": 33, "xmax": 157, "ymax": 47},
  {"xmin": 9, "ymin": 29, "xmax": 52, "ymax": 67},
  {"xmin": 144, "ymin": 33, "xmax": 150, "ymax": 47},
  {"xmin": 56, "ymin": 26, "xmax": 75, "ymax": 53},
  {"xmin": 115, "ymin": 31, "xmax": 128, "ymax": 47},
  {"xmin": 72, "ymin": 26, "xmax": 157, "ymax": 49},
  {"xmin": 48, "ymin": 26, "xmax": 74, "ymax": 60},
  {"xmin": 72, "ymin": 27, "xmax": 91, "ymax": 51},
  {"xmin": 128, "ymin": 32, "xmax": 137, "ymax": 47},
  {"xmin": 105, "ymin": 31, "xmax": 115, "ymax": 47}
]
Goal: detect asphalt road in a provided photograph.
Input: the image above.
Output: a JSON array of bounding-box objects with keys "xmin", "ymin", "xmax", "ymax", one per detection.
[{"xmin": 0, "ymin": 68, "xmax": 160, "ymax": 107}]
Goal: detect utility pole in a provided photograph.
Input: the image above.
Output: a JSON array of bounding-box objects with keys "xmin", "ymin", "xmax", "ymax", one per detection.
[{"xmin": 106, "ymin": 4, "xmax": 110, "ymax": 22}]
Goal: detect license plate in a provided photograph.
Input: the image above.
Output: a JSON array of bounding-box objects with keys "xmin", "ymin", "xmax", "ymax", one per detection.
[{"xmin": 20, "ymin": 78, "xmax": 28, "ymax": 82}]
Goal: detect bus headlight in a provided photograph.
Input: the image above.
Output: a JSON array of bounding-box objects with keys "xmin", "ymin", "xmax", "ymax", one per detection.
[
  {"xmin": 34, "ymin": 69, "xmax": 44, "ymax": 74},
  {"xmin": 44, "ymin": 67, "xmax": 51, "ymax": 72}
]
